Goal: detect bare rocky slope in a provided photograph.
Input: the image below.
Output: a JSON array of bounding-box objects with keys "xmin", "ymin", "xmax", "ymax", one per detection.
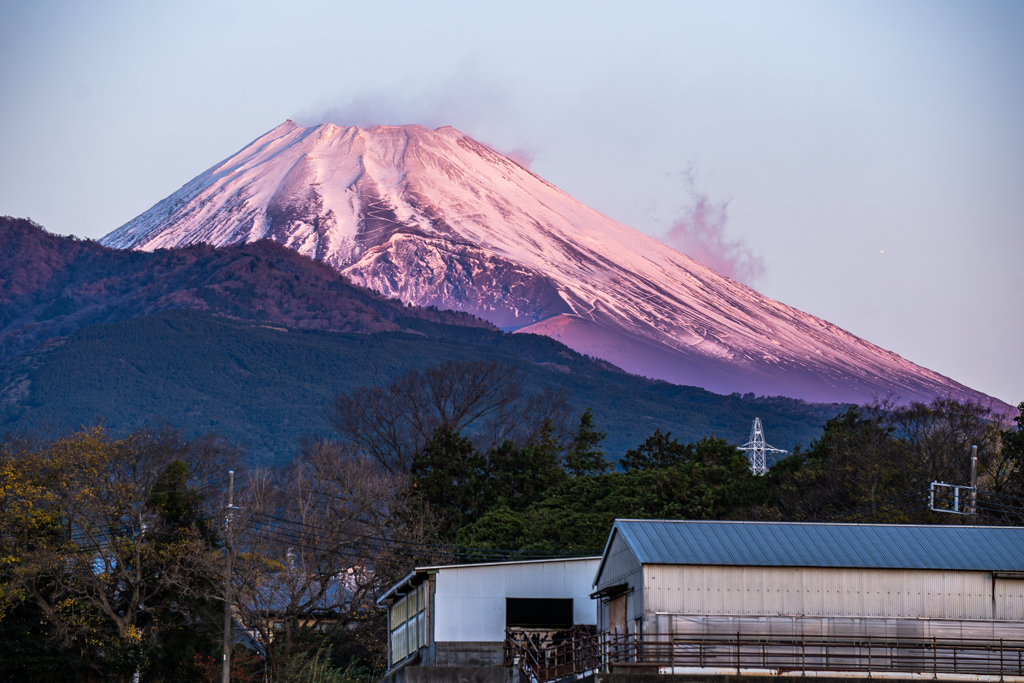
[{"xmin": 101, "ymin": 122, "xmax": 1007, "ymax": 409}]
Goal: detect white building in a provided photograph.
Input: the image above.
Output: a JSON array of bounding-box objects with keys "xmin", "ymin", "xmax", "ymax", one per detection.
[
  {"xmin": 592, "ymin": 519, "xmax": 1024, "ymax": 677},
  {"xmin": 378, "ymin": 556, "xmax": 600, "ymax": 672}
]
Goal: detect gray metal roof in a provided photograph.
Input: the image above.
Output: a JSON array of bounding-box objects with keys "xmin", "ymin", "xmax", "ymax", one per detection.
[
  {"xmin": 609, "ymin": 520, "xmax": 1024, "ymax": 572},
  {"xmin": 418, "ymin": 555, "xmax": 600, "ymax": 571},
  {"xmin": 377, "ymin": 556, "xmax": 602, "ymax": 604}
]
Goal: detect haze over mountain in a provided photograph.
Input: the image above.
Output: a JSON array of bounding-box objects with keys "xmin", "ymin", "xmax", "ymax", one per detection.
[{"xmin": 101, "ymin": 122, "xmax": 1007, "ymax": 409}]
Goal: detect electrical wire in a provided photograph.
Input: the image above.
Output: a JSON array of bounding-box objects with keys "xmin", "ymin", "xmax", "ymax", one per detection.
[
  {"xmin": 245, "ymin": 517, "xmax": 593, "ymax": 564},
  {"xmin": 829, "ymin": 483, "xmax": 1024, "ymax": 526},
  {"xmin": 828, "ymin": 488, "xmax": 931, "ymax": 523},
  {"xmin": 252, "ymin": 511, "xmax": 590, "ymax": 559}
]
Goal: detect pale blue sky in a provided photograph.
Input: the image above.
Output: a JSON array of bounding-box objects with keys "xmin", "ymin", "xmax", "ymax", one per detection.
[{"xmin": 1, "ymin": 0, "xmax": 1021, "ymax": 406}]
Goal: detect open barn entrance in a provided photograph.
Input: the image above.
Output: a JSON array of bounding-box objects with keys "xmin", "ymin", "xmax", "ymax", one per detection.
[{"xmin": 505, "ymin": 598, "xmax": 573, "ymax": 630}]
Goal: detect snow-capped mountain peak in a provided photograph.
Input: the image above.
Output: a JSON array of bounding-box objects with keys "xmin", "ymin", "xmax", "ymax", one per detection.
[{"xmin": 101, "ymin": 122, "xmax": 1005, "ymax": 408}]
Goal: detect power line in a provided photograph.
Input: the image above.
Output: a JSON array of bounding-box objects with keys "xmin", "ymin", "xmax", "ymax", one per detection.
[
  {"xmin": 829, "ymin": 483, "xmax": 1024, "ymax": 526},
  {"xmin": 252, "ymin": 512, "xmax": 589, "ymax": 559},
  {"xmin": 246, "ymin": 516, "xmax": 594, "ymax": 564},
  {"xmin": 827, "ymin": 488, "xmax": 931, "ymax": 523}
]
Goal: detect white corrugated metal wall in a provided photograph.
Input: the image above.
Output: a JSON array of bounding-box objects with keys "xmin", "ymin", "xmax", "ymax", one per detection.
[
  {"xmin": 643, "ymin": 565, "xmax": 1019, "ymax": 621},
  {"xmin": 655, "ymin": 614, "xmax": 1024, "ymax": 641},
  {"xmin": 432, "ymin": 558, "xmax": 600, "ymax": 643},
  {"xmin": 996, "ymin": 577, "xmax": 1024, "ymax": 619}
]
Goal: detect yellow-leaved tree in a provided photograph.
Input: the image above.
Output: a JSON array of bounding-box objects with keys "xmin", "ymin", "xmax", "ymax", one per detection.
[{"xmin": 0, "ymin": 425, "xmax": 237, "ymax": 682}]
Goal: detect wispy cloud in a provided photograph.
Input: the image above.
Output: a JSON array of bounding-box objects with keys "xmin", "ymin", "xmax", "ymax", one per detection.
[
  {"xmin": 294, "ymin": 72, "xmax": 542, "ymax": 173},
  {"xmin": 503, "ymin": 147, "xmax": 535, "ymax": 170},
  {"xmin": 664, "ymin": 177, "xmax": 765, "ymax": 285},
  {"xmin": 294, "ymin": 70, "xmax": 514, "ymax": 134},
  {"xmin": 294, "ymin": 71, "xmax": 539, "ymax": 167}
]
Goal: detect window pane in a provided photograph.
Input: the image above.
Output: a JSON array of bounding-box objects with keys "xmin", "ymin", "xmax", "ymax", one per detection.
[
  {"xmin": 393, "ymin": 622, "xmax": 407, "ymax": 662},
  {"xmin": 394, "ymin": 597, "xmax": 406, "ymax": 625}
]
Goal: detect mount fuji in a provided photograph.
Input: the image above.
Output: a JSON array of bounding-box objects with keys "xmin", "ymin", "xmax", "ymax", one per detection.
[{"xmin": 101, "ymin": 121, "xmax": 1003, "ymax": 408}]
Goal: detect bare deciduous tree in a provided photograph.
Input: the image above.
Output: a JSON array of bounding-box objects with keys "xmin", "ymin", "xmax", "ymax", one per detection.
[
  {"xmin": 890, "ymin": 397, "xmax": 1001, "ymax": 488},
  {"xmin": 328, "ymin": 361, "xmax": 570, "ymax": 473},
  {"xmin": 228, "ymin": 439, "xmax": 446, "ymax": 679}
]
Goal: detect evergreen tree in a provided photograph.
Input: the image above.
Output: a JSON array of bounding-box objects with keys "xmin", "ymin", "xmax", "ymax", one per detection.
[
  {"xmin": 620, "ymin": 429, "xmax": 691, "ymax": 471},
  {"xmin": 564, "ymin": 409, "xmax": 611, "ymax": 477},
  {"xmin": 488, "ymin": 421, "xmax": 567, "ymax": 510},
  {"xmin": 141, "ymin": 459, "xmax": 223, "ymax": 683},
  {"xmin": 409, "ymin": 427, "xmax": 488, "ymax": 541}
]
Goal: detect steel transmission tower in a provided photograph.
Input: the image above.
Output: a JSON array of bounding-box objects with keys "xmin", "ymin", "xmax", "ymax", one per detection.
[{"xmin": 738, "ymin": 417, "xmax": 787, "ymax": 476}]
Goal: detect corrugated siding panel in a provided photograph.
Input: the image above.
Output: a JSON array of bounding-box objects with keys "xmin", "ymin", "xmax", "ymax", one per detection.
[
  {"xmin": 596, "ymin": 531, "xmax": 643, "ymax": 590},
  {"xmin": 996, "ymin": 578, "xmax": 1024, "ymax": 620},
  {"xmin": 644, "ymin": 566, "xmax": 994, "ymax": 619},
  {"xmin": 662, "ymin": 614, "xmax": 1024, "ymax": 642},
  {"xmin": 432, "ymin": 558, "xmax": 600, "ymax": 642},
  {"xmin": 595, "ymin": 532, "xmax": 645, "ymax": 632}
]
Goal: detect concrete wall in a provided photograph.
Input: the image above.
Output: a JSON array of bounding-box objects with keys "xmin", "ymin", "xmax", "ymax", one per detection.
[
  {"xmin": 377, "ymin": 666, "xmax": 510, "ymax": 683},
  {"xmin": 580, "ymin": 674, "xmax": 965, "ymax": 683},
  {"xmin": 433, "ymin": 641, "xmax": 505, "ymax": 667}
]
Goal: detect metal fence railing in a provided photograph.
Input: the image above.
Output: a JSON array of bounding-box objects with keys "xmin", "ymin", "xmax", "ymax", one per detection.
[
  {"xmin": 505, "ymin": 626, "xmax": 599, "ymax": 683},
  {"xmin": 506, "ymin": 630, "xmax": 1024, "ymax": 683}
]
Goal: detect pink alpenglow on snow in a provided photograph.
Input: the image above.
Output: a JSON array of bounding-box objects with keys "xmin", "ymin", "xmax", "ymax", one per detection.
[{"xmin": 100, "ymin": 121, "xmax": 1010, "ymax": 410}]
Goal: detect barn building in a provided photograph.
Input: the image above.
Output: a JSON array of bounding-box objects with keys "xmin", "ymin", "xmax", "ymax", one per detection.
[
  {"xmin": 592, "ymin": 519, "xmax": 1024, "ymax": 678},
  {"xmin": 378, "ymin": 556, "xmax": 600, "ymax": 673}
]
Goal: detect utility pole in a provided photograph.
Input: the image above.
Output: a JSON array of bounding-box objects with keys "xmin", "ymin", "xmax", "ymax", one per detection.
[
  {"xmin": 222, "ymin": 470, "xmax": 235, "ymax": 683},
  {"xmin": 969, "ymin": 446, "xmax": 978, "ymax": 524}
]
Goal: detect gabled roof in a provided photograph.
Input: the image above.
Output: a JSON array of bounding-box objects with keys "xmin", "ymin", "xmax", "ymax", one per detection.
[
  {"xmin": 596, "ymin": 520, "xmax": 1024, "ymax": 582},
  {"xmin": 415, "ymin": 555, "xmax": 600, "ymax": 571},
  {"xmin": 251, "ymin": 575, "xmax": 354, "ymax": 614},
  {"xmin": 377, "ymin": 555, "xmax": 602, "ymax": 605}
]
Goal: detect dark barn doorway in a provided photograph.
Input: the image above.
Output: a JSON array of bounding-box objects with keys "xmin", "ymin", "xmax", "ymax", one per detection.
[{"xmin": 506, "ymin": 598, "xmax": 574, "ymax": 629}]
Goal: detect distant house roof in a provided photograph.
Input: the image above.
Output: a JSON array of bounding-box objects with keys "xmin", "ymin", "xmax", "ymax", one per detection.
[
  {"xmin": 599, "ymin": 520, "xmax": 1024, "ymax": 579},
  {"xmin": 252, "ymin": 575, "xmax": 355, "ymax": 615}
]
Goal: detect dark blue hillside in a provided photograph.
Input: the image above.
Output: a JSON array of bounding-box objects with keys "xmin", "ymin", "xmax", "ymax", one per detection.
[{"xmin": 0, "ymin": 308, "xmax": 842, "ymax": 464}]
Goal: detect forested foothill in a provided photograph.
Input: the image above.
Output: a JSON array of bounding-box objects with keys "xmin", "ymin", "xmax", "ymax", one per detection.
[
  {"xmin": 0, "ymin": 216, "xmax": 842, "ymax": 460},
  {"xmin": 2, "ymin": 356, "xmax": 1022, "ymax": 682}
]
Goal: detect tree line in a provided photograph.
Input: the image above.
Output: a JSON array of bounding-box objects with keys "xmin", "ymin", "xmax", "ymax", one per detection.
[{"xmin": 2, "ymin": 359, "xmax": 1021, "ymax": 682}]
